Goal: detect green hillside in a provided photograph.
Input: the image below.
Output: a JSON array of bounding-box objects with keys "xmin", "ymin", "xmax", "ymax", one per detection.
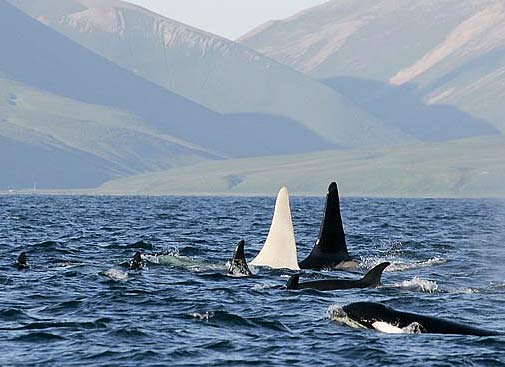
[
  {"xmin": 97, "ymin": 136, "xmax": 505, "ymax": 198},
  {"xmin": 0, "ymin": 76, "xmax": 215, "ymax": 189}
]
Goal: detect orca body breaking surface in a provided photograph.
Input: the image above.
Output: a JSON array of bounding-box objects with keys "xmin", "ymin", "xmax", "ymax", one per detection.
[
  {"xmin": 129, "ymin": 252, "xmax": 144, "ymax": 270},
  {"xmin": 228, "ymin": 240, "xmax": 253, "ymax": 277},
  {"xmin": 250, "ymin": 187, "xmax": 300, "ymax": 270},
  {"xmin": 287, "ymin": 262, "xmax": 390, "ymax": 291},
  {"xmin": 299, "ymin": 182, "xmax": 353, "ymax": 270},
  {"xmin": 341, "ymin": 302, "xmax": 499, "ymax": 336},
  {"xmin": 16, "ymin": 252, "xmax": 28, "ymax": 270}
]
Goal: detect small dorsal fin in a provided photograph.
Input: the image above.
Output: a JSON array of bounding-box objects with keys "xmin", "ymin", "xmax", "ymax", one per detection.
[
  {"xmin": 129, "ymin": 252, "xmax": 143, "ymax": 270},
  {"xmin": 228, "ymin": 240, "xmax": 253, "ymax": 276},
  {"xmin": 286, "ymin": 274, "xmax": 300, "ymax": 290},
  {"xmin": 16, "ymin": 252, "xmax": 28, "ymax": 270},
  {"xmin": 250, "ymin": 187, "xmax": 300, "ymax": 270},
  {"xmin": 299, "ymin": 182, "xmax": 351, "ymax": 269},
  {"xmin": 360, "ymin": 262, "xmax": 390, "ymax": 287}
]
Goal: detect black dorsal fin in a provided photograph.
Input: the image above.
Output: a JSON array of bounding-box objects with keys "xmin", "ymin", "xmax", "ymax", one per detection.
[
  {"xmin": 299, "ymin": 182, "xmax": 351, "ymax": 269},
  {"xmin": 17, "ymin": 252, "xmax": 28, "ymax": 270},
  {"xmin": 228, "ymin": 240, "xmax": 252, "ymax": 276},
  {"xmin": 360, "ymin": 262, "xmax": 390, "ymax": 287},
  {"xmin": 129, "ymin": 252, "xmax": 143, "ymax": 270},
  {"xmin": 286, "ymin": 274, "xmax": 300, "ymax": 290}
]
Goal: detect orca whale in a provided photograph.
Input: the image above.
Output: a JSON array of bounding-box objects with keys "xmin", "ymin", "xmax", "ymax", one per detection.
[
  {"xmin": 338, "ymin": 302, "xmax": 499, "ymax": 336},
  {"xmin": 228, "ymin": 240, "xmax": 253, "ymax": 277},
  {"xmin": 250, "ymin": 187, "xmax": 300, "ymax": 270},
  {"xmin": 299, "ymin": 182, "xmax": 355, "ymax": 270},
  {"xmin": 128, "ymin": 252, "xmax": 144, "ymax": 270},
  {"xmin": 16, "ymin": 252, "xmax": 28, "ymax": 270},
  {"xmin": 287, "ymin": 262, "xmax": 390, "ymax": 291}
]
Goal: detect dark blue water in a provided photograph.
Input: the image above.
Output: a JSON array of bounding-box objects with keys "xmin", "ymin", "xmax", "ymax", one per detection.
[{"xmin": 1, "ymin": 195, "xmax": 505, "ymax": 366}]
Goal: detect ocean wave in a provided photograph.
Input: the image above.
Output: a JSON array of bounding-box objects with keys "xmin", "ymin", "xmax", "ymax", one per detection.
[
  {"xmin": 143, "ymin": 252, "xmax": 223, "ymax": 273},
  {"xmin": 100, "ymin": 268, "xmax": 128, "ymax": 281},
  {"xmin": 392, "ymin": 276, "xmax": 439, "ymax": 293},
  {"xmin": 360, "ymin": 256, "xmax": 446, "ymax": 272},
  {"xmin": 188, "ymin": 311, "xmax": 215, "ymax": 321},
  {"xmin": 389, "ymin": 277, "xmax": 478, "ymax": 294}
]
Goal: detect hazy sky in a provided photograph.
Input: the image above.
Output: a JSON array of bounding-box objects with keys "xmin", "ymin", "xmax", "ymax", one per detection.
[{"xmin": 127, "ymin": 0, "xmax": 328, "ymax": 40}]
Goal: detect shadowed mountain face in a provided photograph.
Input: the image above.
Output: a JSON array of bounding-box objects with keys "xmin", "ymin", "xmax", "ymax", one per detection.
[
  {"xmin": 323, "ymin": 77, "xmax": 499, "ymax": 142},
  {"xmin": 0, "ymin": 134, "xmax": 115, "ymax": 189},
  {"xmin": 0, "ymin": 0, "xmax": 343, "ymax": 189},
  {"xmin": 1, "ymin": 0, "xmax": 337, "ymax": 158},
  {"xmin": 8, "ymin": 0, "xmax": 417, "ymax": 149},
  {"xmin": 241, "ymin": 0, "xmax": 505, "ymax": 134}
]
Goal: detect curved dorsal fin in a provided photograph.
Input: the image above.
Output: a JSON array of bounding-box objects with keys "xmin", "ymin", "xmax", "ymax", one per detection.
[
  {"xmin": 286, "ymin": 274, "xmax": 300, "ymax": 290},
  {"xmin": 250, "ymin": 187, "xmax": 300, "ymax": 270},
  {"xmin": 228, "ymin": 240, "xmax": 252, "ymax": 276},
  {"xmin": 360, "ymin": 262, "xmax": 390, "ymax": 287},
  {"xmin": 17, "ymin": 252, "xmax": 28, "ymax": 270},
  {"xmin": 299, "ymin": 182, "xmax": 351, "ymax": 269}
]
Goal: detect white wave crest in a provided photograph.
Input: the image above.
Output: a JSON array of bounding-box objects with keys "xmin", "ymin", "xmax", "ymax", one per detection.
[
  {"xmin": 189, "ymin": 311, "xmax": 214, "ymax": 321},
  {"xmin": 251, "ymin": 282, "xmax": 278, "ymax": 291},
  {"xmin": 394, "ymin": 276, "xmax": 439, "ymax": 293},
  {"xmin": 101, "ymin": 268, "xmax": 128, "ymax": 281},
  {"xmin": 360, "ymin": 257, "xmax": 446, "ymax": 272}
]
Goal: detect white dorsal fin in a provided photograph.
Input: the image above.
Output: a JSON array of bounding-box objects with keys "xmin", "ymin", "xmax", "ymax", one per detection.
[{"xmin": 250, "ymin": 187, "xmax": 300, "ymax": 270}]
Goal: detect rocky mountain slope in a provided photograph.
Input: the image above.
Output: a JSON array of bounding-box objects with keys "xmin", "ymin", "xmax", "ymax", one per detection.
[
  {"xmin": 8, "ymin": 0, "xmax": 415, "ymax": 148},
  {"xmin": 0, "ymin": 0, "xmax": 342, "ymax": 189},
  {"xmin": 241, "ymin": 0, "xmax": 505, "ymax": 133}
]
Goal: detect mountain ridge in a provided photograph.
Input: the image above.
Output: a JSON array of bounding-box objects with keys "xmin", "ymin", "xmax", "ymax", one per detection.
[
  {"xmin": 240, "ymin": 0, "xmax": 505, "ymax": 133},
  {"xmin": 9, "ymin": 0, "xmax": 417, "ymax": 149}
]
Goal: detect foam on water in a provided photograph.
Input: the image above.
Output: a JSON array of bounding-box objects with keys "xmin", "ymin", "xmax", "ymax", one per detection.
[
  {"xmin": 393, "ymin": 276, "xmax": 440, "ymax": 293},
  {"xmin": 189, "ymin": 312, "xmax": 215, "ymax": 321},
  {"xmin": 360, "ymin": 256, "xmax": 446, "ymax": 272},
  {"xmin": 101, "ymin": 268, "xmax": 128, "ymax": 281}
]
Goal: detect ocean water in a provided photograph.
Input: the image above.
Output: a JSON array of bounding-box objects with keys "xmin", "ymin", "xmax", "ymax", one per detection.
[{"xmin": 1, "ymin": 195, "xmax": 505, "ymax": 366}]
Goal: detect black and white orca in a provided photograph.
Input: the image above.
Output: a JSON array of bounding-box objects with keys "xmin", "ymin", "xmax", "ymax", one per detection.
[
  {"xmin": 337, "ymin": 302, "xmax": 499, "ymax": 336},
  {"xmin": 299, "ymin": 182, "xmax": 356, "ymax": 270},
  {"xmin": 228, "ymin": 240, "xmax": 253, "ymax": 277},
  {"xmin": 287, "ymin": 262, "xmax": 390, "ymax": 291}
]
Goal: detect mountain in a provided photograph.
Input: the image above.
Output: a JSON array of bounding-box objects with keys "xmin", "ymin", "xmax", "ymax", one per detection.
[
  {"xmin": 0, "ymin": 75, "xmax": 218, "ymax": 189},
  {"xmin": 97, "ymin": 136, "xmax": 505, "ymax": 198},
  {"xmin": 240, "ymin": 0, "xmax": 505, "ymax": 134},
  {"xmin": 2, "ymin": 0, "xmax": 363, "ymax": 189},
  {"xmin": 7, "ymin": 0, "xmax": 416, "ymax": 149}
]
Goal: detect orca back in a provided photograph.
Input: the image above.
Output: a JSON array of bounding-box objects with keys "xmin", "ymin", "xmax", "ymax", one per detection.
[
  {"xmin": 17, "ymin": 252, "xmax": 28, "ymax": 270},
  {"xmin": 360, "ymin": 262, "xmax": 390, "ymax": 287},
  {"xmin": 342, "ymin": 302, "xmax": 499, "ymax": 336}
]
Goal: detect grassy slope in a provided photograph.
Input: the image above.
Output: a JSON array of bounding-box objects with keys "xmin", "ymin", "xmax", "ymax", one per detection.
[
  {"xmin": 97, "ymin": 136, "xmax": 505, "ymax": 198},
  {"xmin": 0, "ymin": 76, "xmax": 216, "ymax": 188}
]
